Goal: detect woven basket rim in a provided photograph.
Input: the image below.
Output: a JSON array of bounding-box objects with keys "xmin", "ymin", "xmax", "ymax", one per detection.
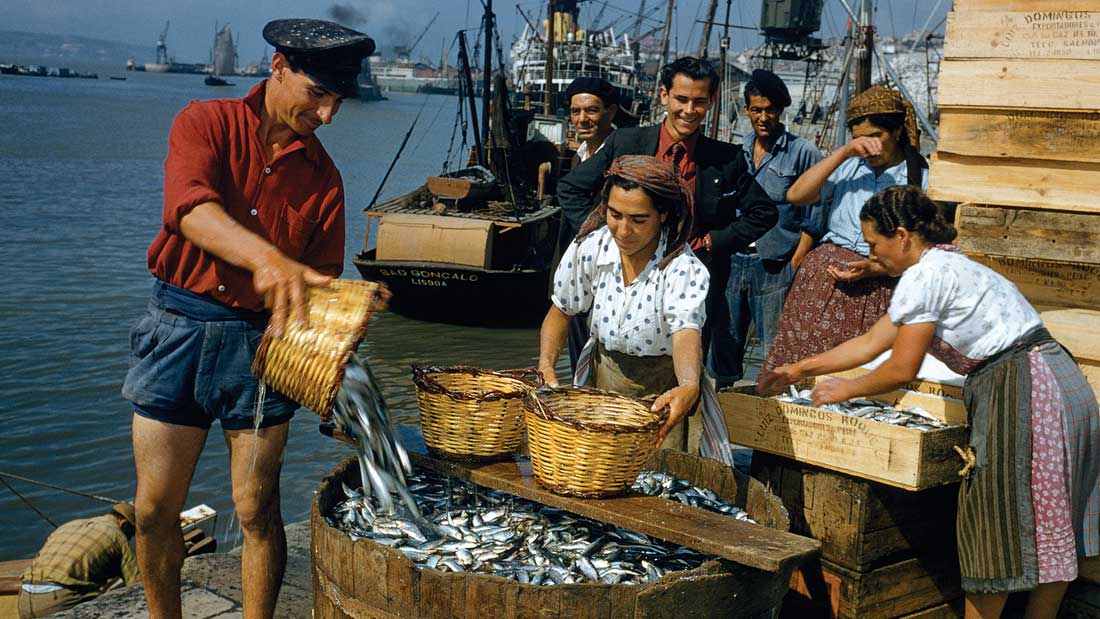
[
  {"xmin": 411, "ymin": 364, "xmax": 543, "ymax": 402},
  {"xmin": 524, "ymin": 386, "xmax": 669, "ymax": 434}
]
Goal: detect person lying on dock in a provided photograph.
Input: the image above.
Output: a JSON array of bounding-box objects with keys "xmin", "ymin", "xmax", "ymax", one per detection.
[
  {"xmin": 757, "ymin": 186, "xmax": 1099, "ymax": 619},
  {"xmin": 538, "ymin": 155, "xmax": 731, "ymax": 463},
  {"xmin": 120, "ymin": 18, "xmax": 374, "ymax": 619},
  {"xmin": 18, "ymin": 503, "xmax": 139, "ymax": 618}
]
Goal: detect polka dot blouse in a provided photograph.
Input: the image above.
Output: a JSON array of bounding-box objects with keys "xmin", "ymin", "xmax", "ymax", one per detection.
[{"xmin": 551, "ymin": 227, "xmax": 709, "ymax": 357}]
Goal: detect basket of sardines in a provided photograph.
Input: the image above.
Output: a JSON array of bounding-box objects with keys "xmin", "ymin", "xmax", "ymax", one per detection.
[
  {"xmin": 412, "ymin": 365, "xmax": 543, "ymax": 461},
  {"xmin": 523, "ymin": 387, "xmax": 668, "ymax": 498},
  {"xmin": 252, "ymin": 280, "xmax": 386, "ymax": 420}
]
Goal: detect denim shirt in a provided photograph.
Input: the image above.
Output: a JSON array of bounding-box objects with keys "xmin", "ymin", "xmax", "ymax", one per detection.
[
  {"xmin": 739, "ymin": 127, "xmax": 823, "ymax": 261},
  {"xmin": 809, "ymin": 156, "xmax": 929, "ymax": 256}
]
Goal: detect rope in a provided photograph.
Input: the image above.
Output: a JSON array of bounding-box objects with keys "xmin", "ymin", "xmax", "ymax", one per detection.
[
  {"xmin": 0, "ymin": 471, "xmax": 121, "ymax": 504},
  {"xmin": 1, "ymin": 477, "xmax": 58, "ymax": 527}
]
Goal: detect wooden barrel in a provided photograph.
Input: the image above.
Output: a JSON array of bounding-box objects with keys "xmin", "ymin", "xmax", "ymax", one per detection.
[{"xmin": 312, "ymin": 450, "xmax": 795, "ymax": 619}]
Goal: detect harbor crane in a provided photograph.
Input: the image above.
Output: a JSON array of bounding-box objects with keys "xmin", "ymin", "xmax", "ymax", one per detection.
[
  {"xmin": 156, "ymin": 20, "xmax": 170, "ymax": 64},
  {"xmin": 395, "ymin": 12, "xmax": 440, "ymax": 60}
]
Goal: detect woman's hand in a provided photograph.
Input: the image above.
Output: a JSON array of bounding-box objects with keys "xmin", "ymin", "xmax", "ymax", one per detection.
[
  {"xmin": 651, "ymin": 383, "xmax": 700, "ymax": 447},
  {"xmin": 827, "ymin": 259, "xmax": 872, "ymax": 282},
  {"xmin": 810, "ymin": 378, "xmax": 856, "ymax": 406},
  {"xmin": 537, "ymin": 366, "xmax": 560, "ymax": 388},
  {"xmin": 843, "ymin": 136, "xmax": 884, "ymax": 160},
  {"xmin": 756, "ymin": 364, "xmax": 803, "ymax": 396}
]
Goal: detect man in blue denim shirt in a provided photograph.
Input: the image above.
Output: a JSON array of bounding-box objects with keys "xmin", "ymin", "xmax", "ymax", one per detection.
[{"xmin": 709, "ymin": 70, "xmax": 822, "ymax": 388}]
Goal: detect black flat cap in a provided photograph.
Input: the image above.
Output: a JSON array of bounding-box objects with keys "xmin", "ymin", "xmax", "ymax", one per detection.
[
  {"xmin": 263, "ymin": 19, "xmax": 375, "ymax": 98},
  {"xmin": 564, "ymin": 77, "xmax": 619, "ymax": 107},
  {"xmin": 747, "ymin": 69, "xmax": 791, "ymax": 109}
]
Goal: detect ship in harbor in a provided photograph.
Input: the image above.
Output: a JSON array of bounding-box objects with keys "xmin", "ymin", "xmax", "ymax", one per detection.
[
  {"xmin": 509, "ymin": 0, "xmax": 648, "ymax": 122},
  {"xmin": 204, "ymin": 23, "xmax": 236, "ymax": 86}
]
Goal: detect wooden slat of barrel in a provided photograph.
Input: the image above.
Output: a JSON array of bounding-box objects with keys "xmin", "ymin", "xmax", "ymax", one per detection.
[{"xmin": 408, "ymin": 450, "xmax": 821, "ymax": 574}]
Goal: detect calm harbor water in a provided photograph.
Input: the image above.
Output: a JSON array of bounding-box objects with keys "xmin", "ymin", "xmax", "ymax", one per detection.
[{"xmin": 0, "ymin": 70, "xmax": 563, "ymax": 559}]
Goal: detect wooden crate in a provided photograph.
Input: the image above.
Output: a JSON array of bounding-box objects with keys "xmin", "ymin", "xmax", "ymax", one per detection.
[
  {"xmin": 752, "ymin": 454, "xmax": 958, "ymax": 572},
  {"xmin": 937, "ymin": 109, "xmax": 1100, "ymax": 165},
  {"xmin": 938, "ymin": 58, "xmax": 1100, "ymax": 111},
  {"xmin": 721, "ymin": 378, "xmax": 969, "ymax": 491},
  {"xmin": 945, "ymin": 11, "xmax": 1100, "ymax": 61},
  {"xmin": 967, "ymin": 253, "xmax": 1100, "ymax": 311},
  {"xmin": 1040, "ymin": 308, "xmax": 1100, "ymax": 363},
  {"xmin": 784, "ymin": 554, "xmax": 963, "ymax": 619},
  {"xmin": 954, "ymin": 0, "xmax": 1098, "ymax": 11},
  {"xmin": 954, "ymin": 205, "xmax": 1100, "ymax": 264}
]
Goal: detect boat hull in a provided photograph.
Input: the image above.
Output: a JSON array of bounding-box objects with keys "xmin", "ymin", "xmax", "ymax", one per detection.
[{"xmin": 353, "ymin": 251, "xmax": 550, "ymax": 326}]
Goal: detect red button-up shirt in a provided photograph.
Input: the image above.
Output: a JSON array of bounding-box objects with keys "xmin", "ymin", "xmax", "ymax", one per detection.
[
  {"xmin": 656, "ymin": 122, "xmax": 709, "ymax": 248},
  {"xmin": 148, "ymin": 80, "xmax": 345, "ymax": 312}
]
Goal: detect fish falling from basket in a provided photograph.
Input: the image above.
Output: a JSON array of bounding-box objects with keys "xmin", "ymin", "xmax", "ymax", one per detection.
[
  {"xmin": 251, "ymin": 280, "xmax": 419, "ymax": 518},
  {"xmin": 524, "ymin": 387, "xmax": 669, "ymax": 498},
  {"xmin": 412, "ymin": 365, "xmax": 543, "ymax": 461}
]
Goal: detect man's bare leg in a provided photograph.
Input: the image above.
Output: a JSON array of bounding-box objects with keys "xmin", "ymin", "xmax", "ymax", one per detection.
[
  {"xmin": 132, "ymin": 415, "xmax": 208, "ymax": 619},
  {"xmin": 225, "ymin": 422, "xmax": 289, "ymax": 619}
]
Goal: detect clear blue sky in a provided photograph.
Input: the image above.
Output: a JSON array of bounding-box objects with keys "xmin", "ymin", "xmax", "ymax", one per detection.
[{"xmin": 1, "ymin": 0, "xmax": 952, "ymax": 65}]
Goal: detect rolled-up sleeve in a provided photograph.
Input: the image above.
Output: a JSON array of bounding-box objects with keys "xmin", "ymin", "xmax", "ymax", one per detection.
[
  {"xmin": 162, "ymin": 103, "xmax": 223, "ymax": 233},
  {"xmin": 550, "ymin": 237, "xmax": 597, "ymax": 316},
  {"xmin": 661, "ymin": 257, "xmax": 709, "ymax": 334}
]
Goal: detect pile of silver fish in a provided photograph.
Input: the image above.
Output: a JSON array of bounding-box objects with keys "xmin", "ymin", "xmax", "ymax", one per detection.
[
  {"xmin": 326, "ymin": 469, "xmax": 755, "ymax": 585},
  {"xmin": 330, "ymin": 354, "xmax": 421, "ymax": 520},
  {"xmin": 776, "ymin": 387, "xmax": 954, "ymax": 431},
  {"xmin": 631, "ymin": 471, "xmax": 755, "ymax": 521}
]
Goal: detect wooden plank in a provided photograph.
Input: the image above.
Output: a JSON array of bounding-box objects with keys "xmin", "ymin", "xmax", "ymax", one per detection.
[
  {"xmin": 937, "ymin": 108, "xmax": 1100, "ymax": 164},
  {"xmin": 722, "ymin": 390, "xmax": 970, "ymax": 491},
  {"xmin": 954, "ymin": 0, "xmax": 1099, "ymax": 10},
  {"xmin": 937, "ymin": 59, "xmax": 1100, "ymax": 111},
  {"xmin": 898, "ymin": 600, "xmax": 964, "ymax": 619},
  {"xmin": 407, "ymin": 451, "xmax": 821, "ymax": 574},
  {"xmin": 945, "ymin": 11, "xmax": 1100, "ymax": 60},
  {"xmin": 968, "ymin": 254, "xmax": 1100, "ymax": 310},
  {"xmin": 954, "ymin": 205, "xmax": 1100, "ymax": 264},
  {"xmin": 1079, "ymin": 360, "xmax": 1100, "ymax": 402},
  {"xmin": 1040, "ymin": 308, "xmax": 1100, "ymax": 362},
  {"xmin": 930, "ymin": 154, "xmax": 1100, "ymax": 215}
]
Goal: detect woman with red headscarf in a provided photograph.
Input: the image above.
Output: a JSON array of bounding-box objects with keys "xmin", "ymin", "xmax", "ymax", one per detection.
[{"xmin": 538, "ymin": 155, "xmax": 732, "ymax": 462}]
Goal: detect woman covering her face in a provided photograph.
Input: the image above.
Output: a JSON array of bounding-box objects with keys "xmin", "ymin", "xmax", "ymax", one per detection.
[
  {"xmin": 763, "ymin": 86, "xmax": 929, "ymax": 374},
  {"xmin": 537, "ymin": 155, "xmax": 731, "ymax": 462},
  {"xmin": 758, "ymin": 186, "xmax": 1099, "ymax": 619}
]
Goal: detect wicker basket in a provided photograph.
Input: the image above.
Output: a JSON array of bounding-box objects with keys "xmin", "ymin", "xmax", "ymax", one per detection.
[
  {"xmin": 252, "ymin": 280, "xmax": 385, "ymax": 420},
  {"xmin": 413, "ymin": 365, "xmax": 542, "ymax": 461},
  {"xmin": 524, "ymin": 387, "xmax": 668, "ymax": 498}
]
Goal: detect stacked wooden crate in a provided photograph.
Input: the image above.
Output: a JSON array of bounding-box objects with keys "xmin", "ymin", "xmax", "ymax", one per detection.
[
  {"xmin": 929, "ymin": 1, "xmax": 1100, "ymax": 616},
  {"xmin": 930, "ymin": 0, "xmax": 1100, "ymax": 403}
]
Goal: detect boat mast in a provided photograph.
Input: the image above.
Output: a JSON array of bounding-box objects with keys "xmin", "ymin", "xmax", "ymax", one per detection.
[
  {"xmin": 482, "ymin": 0, "xmax": 493, "ymax": 158},
  {"xmin": 708, "ymin": 0, "xmax": 732, "ymax": 139},
  {"xmin": 698, "ymin": 0, "xmax": 718, "ymax": 58},
  {"xmin": 649, "ymin": 0, "xmax": 675, "ymax": 120},
  {"xmin": 543, "ymin": 0, "xmax": 555, "ymax": 114},
  {"xmin": 457, "ymin": 31, "xmax": 483, "ymax": 162},
  {"xmin": 855, "ymin": 0, "xmax": 874, "ymax": 93}
]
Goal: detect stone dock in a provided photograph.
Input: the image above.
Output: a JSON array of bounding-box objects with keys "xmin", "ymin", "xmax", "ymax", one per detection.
[{"xmin": 54, "ymin": 522, "xmax": 313, "ymax": 619}]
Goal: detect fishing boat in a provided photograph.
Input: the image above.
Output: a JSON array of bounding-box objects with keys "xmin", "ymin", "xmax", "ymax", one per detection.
[
  {"xmin": 353, "ymin": 11, "xmax": 568, "ymax": 327},
  {"xmin": 204, "ymin": 23, "xmax": 236, "ymax": 87}
]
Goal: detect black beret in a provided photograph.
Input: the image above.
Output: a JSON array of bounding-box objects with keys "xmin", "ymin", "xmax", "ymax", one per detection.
[
  {"xmin": 747, "ymin": 69, "xmax": 791, "ymax": 109},
  {"xmin": 263, "ymin": 19, "xmax": 375, "ymax": 98},
  {"xmin": 564, "ymin": 77, "xmax": 618, "ymax": 107}
]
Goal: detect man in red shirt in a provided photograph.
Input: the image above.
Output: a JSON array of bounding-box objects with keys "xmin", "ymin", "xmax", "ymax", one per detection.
[{"xmin": 121, "ymin": 19, "xmax": 374, "ymax": 618}]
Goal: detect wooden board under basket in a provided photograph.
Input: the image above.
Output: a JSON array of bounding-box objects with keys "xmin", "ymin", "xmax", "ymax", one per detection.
[{"xmin": 721, "ymin": 379, "xmax": 969, "ymax": 491}]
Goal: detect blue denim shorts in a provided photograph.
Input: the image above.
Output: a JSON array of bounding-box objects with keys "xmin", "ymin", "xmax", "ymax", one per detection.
[{"xmin": 122, "ymin": 281, "xmax": 297, "ymax": 430}]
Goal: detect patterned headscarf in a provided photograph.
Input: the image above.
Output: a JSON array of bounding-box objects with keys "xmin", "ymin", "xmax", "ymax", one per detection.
[
  {"xmin": 846, "ymin": 85, "xmax": 920, "ymax": 149},
  {"xmin": 575, "ymin": 154, "xmax": 694, "ymax": 270}
]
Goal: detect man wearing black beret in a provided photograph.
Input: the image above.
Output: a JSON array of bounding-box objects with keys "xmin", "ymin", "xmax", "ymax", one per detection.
[
  {"xmin": 564, "ymin": 77, "xmax": 619, "ymax": 163},
  {"xmin": 708, "ymin": 69, "xmax": 822, "ymax": 390},
  {"xmin": 557, "ymin": 58, "xmax": 777, "ymax": 417},
  {"xmin": 123, "ymin": 19, "xmax": 374, "ymax": 619}
]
